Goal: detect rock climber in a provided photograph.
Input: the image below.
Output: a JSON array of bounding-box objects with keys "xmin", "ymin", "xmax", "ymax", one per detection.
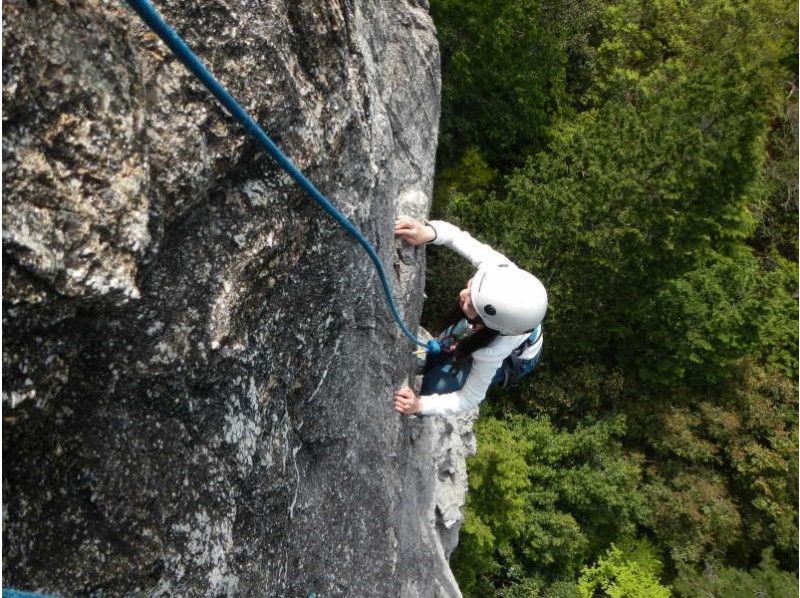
[{"xmin": 393, "ymin": 217, "xmax": 547, "ymax": 417}]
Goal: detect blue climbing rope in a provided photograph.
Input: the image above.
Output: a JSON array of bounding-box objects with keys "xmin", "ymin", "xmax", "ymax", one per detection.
[
  {"xmin": 124, "ymin": 0, "xmax": 440, "ymax": 355},
  {"xmin": 3, "ymin": 589, "xmax": 55, "ymax": 598}
]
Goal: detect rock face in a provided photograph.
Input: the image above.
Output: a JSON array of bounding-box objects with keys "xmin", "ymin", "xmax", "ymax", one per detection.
[{"xmin": 2, "ymin": 0, "xmax": 473, "ymax": 595}]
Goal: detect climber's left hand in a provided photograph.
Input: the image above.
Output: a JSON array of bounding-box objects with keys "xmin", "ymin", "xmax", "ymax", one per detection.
[{"xmin": 393, "ymin": 386, "xmax": 421, "ymax": 415}]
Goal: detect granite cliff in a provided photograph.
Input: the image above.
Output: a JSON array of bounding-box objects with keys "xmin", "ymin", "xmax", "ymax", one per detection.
[{"xmin": 2, "ymin": 0, "xmax": 475, "ymax": 595}]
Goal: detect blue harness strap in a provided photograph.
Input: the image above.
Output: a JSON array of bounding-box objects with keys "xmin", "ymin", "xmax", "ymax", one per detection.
[{"xmin": 124, "ymin": 0, "xmax": 439, "ymax": 354}]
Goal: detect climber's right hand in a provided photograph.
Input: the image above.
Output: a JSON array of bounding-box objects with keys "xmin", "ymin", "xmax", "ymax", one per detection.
[{"xmin": 394, "ymin": 217, "xmax": 436, "ymax": 247}]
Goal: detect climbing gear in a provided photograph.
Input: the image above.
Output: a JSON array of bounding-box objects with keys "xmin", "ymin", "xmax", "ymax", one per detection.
[
  {"xmin": 420, "ymin": 349, "xmax": 472, "ymax": 395},
  {"xmin": 514, "ymin": 324, "xmax": 543, "ymax": 356},
  {"xmin": 470, "ymin": 264, "xmax": 547, "ymax": 335},
  {"xmin": 495, "ymin": 325, "xmax": 543, "ymax": 388},
  {"xmin": 124, "ymin": 0, "xmax": 440, "ymax": 355},
  {"xmin": 434, "ymin": 318, "xmax": 476, "ymax": 353},
  {"xmin": 420, "ymin": 323, "xmax": 542, "ymax": 395},
  {"xmin": 493, "ymin": 351, "xmax": 541, "ymax": 389}
]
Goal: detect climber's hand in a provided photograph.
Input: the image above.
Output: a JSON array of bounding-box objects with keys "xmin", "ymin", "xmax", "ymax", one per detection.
[
  {"xmin": 393, "ymin": 386, "xmax": 421, "ymax": 415},
  {"xmin": 394, "ymin": 216, "xmax": 435, "ymax": 246}
]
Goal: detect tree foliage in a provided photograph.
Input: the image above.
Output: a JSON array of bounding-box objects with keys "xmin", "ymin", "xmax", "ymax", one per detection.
[
  {"xmin": 671, "ymin": 549, "xmax": 798, "ymax": 598},
  {"xmin": 427, "ymin": 0, "xmax": 798, "ymax": 595},
  {"xmin": 643, "ymin": 361, "xmax": 798, "ymax": 568},
  {"xmin": 431, "ymin": 0, "xmax": 566, "ymax": 167},
  {"xmin": 452, "ymin": 415, "xmax": 650, "ymax": 596},
  {"xmin": 441, "ymin": 0, "xmax": 796, "ymax": 383},
  {"xmin": 577, "ymin": 542, "xmax": 671, "ymax": 598}
]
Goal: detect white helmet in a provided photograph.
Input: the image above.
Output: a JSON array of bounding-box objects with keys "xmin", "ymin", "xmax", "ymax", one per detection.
[{"xmin": 470, "ymin": 263, "xmax": 548, "ymax": 335}]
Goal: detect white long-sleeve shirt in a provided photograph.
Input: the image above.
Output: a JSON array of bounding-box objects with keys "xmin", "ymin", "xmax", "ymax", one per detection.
[{"xmin": 418, "ymin": 221, "xmax": 543, "ymax": 416}]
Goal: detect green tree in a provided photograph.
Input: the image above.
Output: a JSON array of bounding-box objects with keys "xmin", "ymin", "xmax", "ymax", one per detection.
[
  {"xmin": 453, "ymin": 417, "xmax": 533, "ymax": 594},
  {"xmin": 431, "ymin": 0, "xmax": 566, "ymax": 168},
  {"xmin": 637, "ymin": 250, "xmax": 797, "ymax": 385},
  {"xmin": 451, "ymin": 0, "xmax": 795, "ymax": 385},
  {"xmin": 672, "ymin": 549, "xmax": 798, "ymax": 598},
  {"xmin": 577, "ymin": 542, "xmax": 671, "ymax": 598},
  {"xmin": 750, "ymin": 89, "xmax": 799, "ymax": 261},
  {"xmin": 641, "ymin": 361, "xmax": 797, "ymax": 569},
  {"xmin": 428, "ymin": 0, "xmax": 798, "ymax": 593},
  {"xmin": 452, "ymin": 415, "xmax": 650, "ymax": 595}
]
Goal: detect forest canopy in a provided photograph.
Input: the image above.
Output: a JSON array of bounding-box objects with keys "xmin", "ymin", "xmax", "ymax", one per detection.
[{"xmin": 425, "ymin": 0, "xmax": 798, "ymax": 595}]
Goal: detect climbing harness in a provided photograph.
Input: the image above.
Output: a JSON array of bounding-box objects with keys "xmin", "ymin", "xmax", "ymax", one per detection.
[
  {"xmin": 420, "ymin": 322, "xmax": 543, "ymax": 394},
  {"xmin": 124, "ymin": 0, "xmax": 440, "ymax": 354},
  {"xmin": 497, "ymin": 325, "xmax": 543, "ymax": 388}
]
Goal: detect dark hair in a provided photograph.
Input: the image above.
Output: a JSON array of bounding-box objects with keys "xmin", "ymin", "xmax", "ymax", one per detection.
[{"xmin": 437, "ymin": 302, "xmax": 500, "ymax": 371}]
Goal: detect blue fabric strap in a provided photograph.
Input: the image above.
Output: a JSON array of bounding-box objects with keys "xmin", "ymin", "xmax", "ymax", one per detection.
[{"xmin": 124, "ymin": 0, "xmax": 439, "ymax": 354}]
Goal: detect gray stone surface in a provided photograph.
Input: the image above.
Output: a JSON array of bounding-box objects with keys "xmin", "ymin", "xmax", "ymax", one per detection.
[{"xmin": 2, "ymin": 0, "xmax": 472, "ymax": 595}]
